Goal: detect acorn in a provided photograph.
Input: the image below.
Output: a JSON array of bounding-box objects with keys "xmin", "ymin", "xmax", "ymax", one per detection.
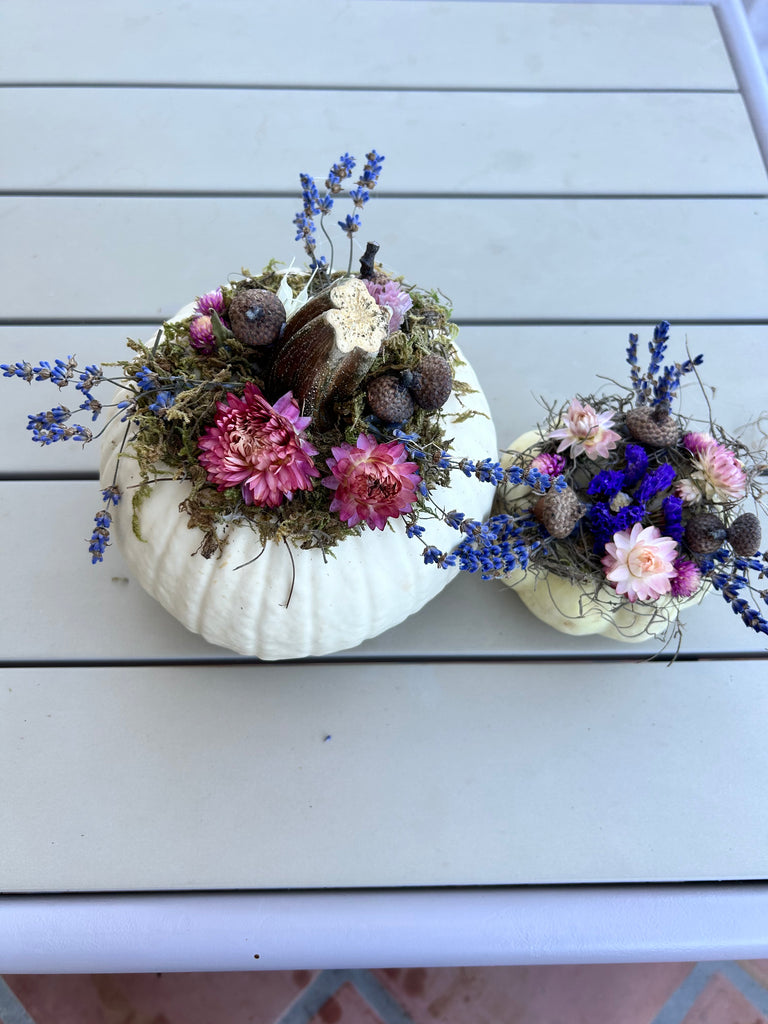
[
  {"xmin": 533, "ymin": 486, "xmax": 584, "ymax": 539},
  {"xmin": 367, "ymin": 374, "xmax": 415, "ymax": 424},
  {"xmin": 408, "ymin": 353, "xmax": 452, "ymax": 411},
  {"xmin": 685, "ymin": 512, "xmax": 727, "ymax": 554},
  {"xmin": 727, "ymin": 512, "xmax": 762, "ymax": 556},
  {"xmin": 625, "ymin": 403, "xmax": 680, "ymax": 448},
  {"xmin": 229, "ymin": 289, "xmax": 286, "ymax": 347}
]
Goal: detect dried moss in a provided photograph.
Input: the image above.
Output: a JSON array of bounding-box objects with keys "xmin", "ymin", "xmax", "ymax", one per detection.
[{"xmin": 116, "ymin": 265, "xmax": 472, "ymax": 557}]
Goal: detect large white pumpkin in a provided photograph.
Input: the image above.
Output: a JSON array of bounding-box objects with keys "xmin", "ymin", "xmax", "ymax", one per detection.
[
  {"xmin": 498, "ymin": 430, "xmax": 705, "ymax": 643},
  {"xmin": 100, "ymin": 306, "xmax": 496, "ymax": 660}
]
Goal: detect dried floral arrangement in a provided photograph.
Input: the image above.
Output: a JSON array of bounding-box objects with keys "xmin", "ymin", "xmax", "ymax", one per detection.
[
  {"xmin": 466, "ymin": 323, "xmax": 768, "ymax": 643},
  {"xmin": 2, "ymin": 150, "xmax": 497, "ymax": 658}
]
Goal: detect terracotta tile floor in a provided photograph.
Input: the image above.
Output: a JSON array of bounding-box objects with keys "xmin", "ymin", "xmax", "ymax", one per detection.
[{"xmin": 4, "ymin": 963, "xmax": 768, "ymax": 1024}]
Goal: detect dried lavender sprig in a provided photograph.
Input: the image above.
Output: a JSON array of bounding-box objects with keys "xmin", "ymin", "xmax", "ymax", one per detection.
[
  {"xmin": 2, "ymin": 355, "xmax": 78, "ymax": 387},
  {"xmin": 710, "ymin": 570, "xmax": 768, "ymax": 634}
]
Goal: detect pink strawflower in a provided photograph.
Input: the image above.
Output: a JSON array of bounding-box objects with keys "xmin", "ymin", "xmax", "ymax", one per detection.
[
  {"xmin": 189, "ymin": 315, "xmax": 216, "ymax": 354},
  {"xmin": 194, "ymin": 289, "xmax": 226, "ymax": 318},
  {"xmin": 689, "ymin": 440, "xmax": 747, "ymax": 502},
  {"xmin": 601, "ymin": 523, "xmax": 679, "ymax": 603},
  {"xmin": 549, "ymin": 398, "xmax": 621, "ymax": 461},
  {"xmin": 530, "ymin": 452, "xmax": 566, "ymax": 476},
  {"xmin": 364, "ymin": 280, "xmax": 413, "ymax": 333},
  {"xmin": 322, "ymin": 433, "xmax": 421, "ymax": 530},
  {"xmin": 198, "ymin": 382, "xmax": 319, "ymax": 507},
  {"xmin": 669, "ymin": 558, "xmax": 702, "ymax": 598}
]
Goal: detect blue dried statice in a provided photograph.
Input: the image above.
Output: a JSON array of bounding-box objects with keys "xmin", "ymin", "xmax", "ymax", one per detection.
[
  {"xmin": 634, "ymin": 462, "xmax": 676, "ymax": 504},
  {"xmin": 588, "ymin": 501, "xmax": 645, "ymax": 553},
  {"xmin": 623, "ymin": 443, "xmax": 649, "ymax": 488},
  {"xmin": 587, "ymin": 470, "xmax": 625, "ymax": 500},
  {"xmin": 661, "ymin": 494, "xmax": 684, "ymax": 542}
]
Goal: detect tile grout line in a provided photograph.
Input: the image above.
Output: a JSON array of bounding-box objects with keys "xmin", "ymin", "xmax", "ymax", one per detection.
[
  {"xmin": 348, "ymin": 971, "xmax": 418, "ymax": 1024},
  {"xmin": 649, "ymin": 961, "xmax": 768, "ymax": 1024},
  {"xmin": 272, "ymin": 970, "xmax": 354, "ymax": 1024},
  {"xmin": 0, "ymin": 979, "xmax": 37, "ymax": 1024},
  {"xmin": 717, "ymin": 961, "xmax": 768, "ymax": 1016},
  {"xmin": 270, "ymin": 969, "xmax": 417, "ymax": 1024}
]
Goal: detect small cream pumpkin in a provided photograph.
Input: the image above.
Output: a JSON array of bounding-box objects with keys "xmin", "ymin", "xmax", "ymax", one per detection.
[
  {"xmin": 498, "ymin": 431, "xmax": 705, "ymax": 643},
  {"xmin": 99, "ymin": 303, "xmax": 496, "ymax": 660}
]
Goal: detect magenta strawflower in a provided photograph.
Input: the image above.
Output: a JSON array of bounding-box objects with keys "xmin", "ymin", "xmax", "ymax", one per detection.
[
  {"xmin": 364, "ymin": 280, "xmax": 413, "ymax": 333},
  {"xmin": 549, "ymin": 398, "xmax": 621, "ymax": 461},
  {"xmin": 530, "ymin": 451, "xmax": 566, "ymax": 476},
  {"xmin": 189, "ymin": 315, "xmax": 216, "ymax": 354},
  {"xmin": 322, "ymin": 433, "xmax": 421, "ymax": 530},
  {"xmin": 601, "ymin": 523, "xmax": 679, "ymax": 602},
  {"xmin": 669, "ymin": 558, "xmax": 702, "ymax": 598},
  {"xmin": 682, "ymin": 432, "xmax": 714, "ymax": 455},
  {"xmin": 194, "ymin": 289, "xmax": 226, "ymax": 318},
  {"xmin": 198, "ymin": 383, "xmax": 319, "ymax": 507}
]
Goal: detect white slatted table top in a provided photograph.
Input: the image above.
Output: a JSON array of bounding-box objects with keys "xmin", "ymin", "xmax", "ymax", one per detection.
[{"xmin": 1, "ymin": 0, "xmax": 768, "ymax": 967}]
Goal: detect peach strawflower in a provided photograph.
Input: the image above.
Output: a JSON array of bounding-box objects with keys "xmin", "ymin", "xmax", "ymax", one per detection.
[
  {"xmin": 549, "ymin": 398, "xmax": 621, "ymax": 461},
  {"xmin": 198, "ymin": 382, "xmax": 319, "ymax": 507},
  {"xmin": 601, "ymin": 523, "xmax": 679, "ymax": 603},
  {"xmin": 322, "ymin": 433, "xmax": 420, "ymax": 530}
]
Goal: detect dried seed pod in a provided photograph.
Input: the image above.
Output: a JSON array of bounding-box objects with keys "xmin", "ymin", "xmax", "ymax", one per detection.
[
  {"xmin": 533, "ymin": 486, "xmax": 584, "ymax": 539},
  {"xmin": 270, "ymin": 277, "xmax": 390, "ymax": 431},
  {"xmin": 727, "ymin": 512, "xmax": 761, "ymax": 556},
  {"xmin": 367, "ymin": 374, "xmax": 415, "ymax": 424},
  {"xmin": 625, "ymin": 404, "xmax": 680, "ymax": 448},
  {"xmin": 229, "ymin": 289, "xmax": 286, "ymax": 347},
  {"xmin": 409, "ymin": 353, "xmax": 452, "ymax": 411},
  {"xmin": 685, "ymin": 512, "xmax": 727, "ymax": 554}
]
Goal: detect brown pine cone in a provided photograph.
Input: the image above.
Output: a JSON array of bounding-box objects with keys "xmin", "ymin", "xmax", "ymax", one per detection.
[
  {"xmin": 408, "ymin": 354, "xmax": 452, "ymax": 411},
  {"xmin": 625, "ymin": 405, "xmax": 680, "ymax": 448},
  {"xmin": 685, "ymin": 512, "xmax": 727, "ymax": 553},
  {"xmin": 533, "ymin": 486, "xmax": 584, "ymax": 539},
  {"xmin": 727, "ymin": 512, "xmax": 762, "ymax": 556},
  {"xmin": 367, "ymin": 374, "xmax": 415, "ymax": 423},
  {"xmin": 229, "ymin": 289, "xmax": 286, "ymax": 347}
]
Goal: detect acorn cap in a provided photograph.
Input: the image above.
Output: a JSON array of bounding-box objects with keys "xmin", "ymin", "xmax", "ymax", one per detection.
[
  {"xmin": 685, "ymin": 512, "xmax": 727, "ymax": 553},
  {"xmin": 533, "ymin": 486, "xmax": 584, "ymax": 539},
  {"xmin": 727, "ymin": 512, "xmax": 761, "ymax": 556},
  {"xmin": 367, "ymin": 374, "xmax": 415, "ymax": 424},
  {"xmin": 625, "ymin": 405, "xmax": 680, "ymax": 448},
  {"xmin": 229, "ymin": 289, "xmax": 286, "ymax": 347},
  {"xmin": 409, "ymin": 353, "xmax": 452, "ymax": 411}
]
